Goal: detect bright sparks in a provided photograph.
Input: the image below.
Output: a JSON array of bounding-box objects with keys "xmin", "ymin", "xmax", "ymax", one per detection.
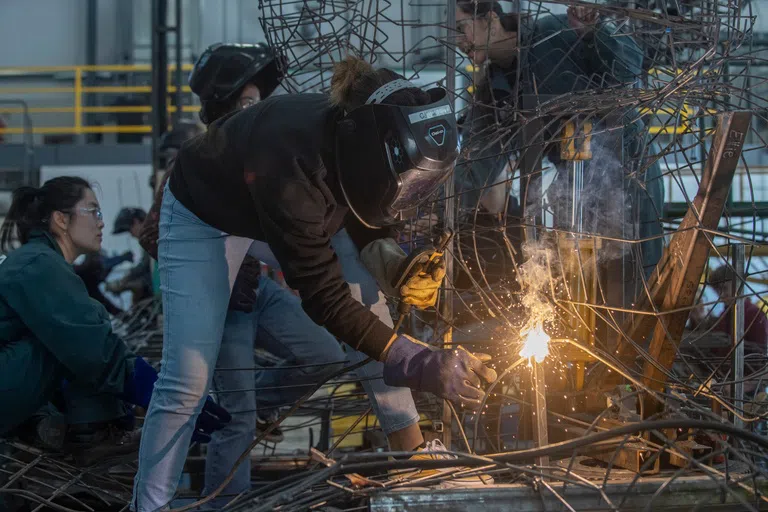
[{"xmin": 520, "ymin": 324, "xmax": 550, "ymax": 363}]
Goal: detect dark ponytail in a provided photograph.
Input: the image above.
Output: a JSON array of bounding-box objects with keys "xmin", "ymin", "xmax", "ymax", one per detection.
[
  {"xmin": 0, "ymin": 176, "xmax": 91, "ymax": 253},
  {"xmin": 329, "ymin": 55, "xmax": 432, "ymax": 112}
]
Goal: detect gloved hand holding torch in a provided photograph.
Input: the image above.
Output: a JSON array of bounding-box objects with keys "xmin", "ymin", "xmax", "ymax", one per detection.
[
  {"xmin": 382, "ymin": 335, "xmax": 497, "ymax": 410},
  {"xmin": 361, "ymin": 230, "xmax": 496, "ymax": 408}
]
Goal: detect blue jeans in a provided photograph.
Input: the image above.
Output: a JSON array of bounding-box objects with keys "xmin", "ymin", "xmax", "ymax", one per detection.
[
  {"xmin": 132, "ymin": 186, "xmax": 418, "ymax": 511},
  {"xmin": 247, "ymin": 230, "xmax": 420, "ymax": 434}
]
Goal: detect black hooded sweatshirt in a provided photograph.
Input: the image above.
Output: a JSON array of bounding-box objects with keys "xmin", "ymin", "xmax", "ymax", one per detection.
[{"xmin": 168, "ymin": 93, "xmax": 395, "ymax": 359}]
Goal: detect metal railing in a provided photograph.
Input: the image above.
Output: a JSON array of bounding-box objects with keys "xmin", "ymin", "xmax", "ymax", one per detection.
[
  {"xmin": 0, "ymin": 64, "xmax": 753, "ymax": 138},
  {"xmin": 0, "ymin": 64, "xmax": 200, "ymax": 136}
]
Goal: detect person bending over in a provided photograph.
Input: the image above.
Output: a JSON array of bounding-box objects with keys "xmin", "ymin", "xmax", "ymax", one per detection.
[{"xmin": 131, "ymin": 56, "xmax": 497, "ymax": 511}]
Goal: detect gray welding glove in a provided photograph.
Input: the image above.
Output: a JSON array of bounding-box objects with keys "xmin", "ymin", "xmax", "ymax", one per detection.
[
  {"xmin": 382, "ymin": 334, "xmax": 497, "ymax": 410},
  {"xmin": 360, "ymin": 238, "xmax": 406, "ymax": 297}
]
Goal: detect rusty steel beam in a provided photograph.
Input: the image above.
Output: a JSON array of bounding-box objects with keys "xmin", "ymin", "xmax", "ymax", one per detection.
[
  {"xmin": 587, "ymin": 245, "xmax": 673, "ymax": 389},
  {"xmin": 668, "ymin": 439, "xmax": 713, "ymax": 468},
  {"xmin": 639, "ymin": 111, "xmax": 751, "ymax": 414},
  {"xmin": 590, "ymin": 442, "xmax": 660, "ymax": 474}
]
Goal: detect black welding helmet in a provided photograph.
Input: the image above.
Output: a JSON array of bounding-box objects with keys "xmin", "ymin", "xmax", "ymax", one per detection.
[
  {"xmin": 335, "ymin": 80, "xmax": 459, "ymax": 228},
  {"xmin": 189, "ymin": 43, "xmax": 285, "ymax": 103}
]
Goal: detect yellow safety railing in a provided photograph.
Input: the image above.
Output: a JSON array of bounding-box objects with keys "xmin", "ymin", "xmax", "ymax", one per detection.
[
  {"xmin": 0, "ymin": 64, "xmax": 200, "ymax": 136},
  {"xmin": 0, "ymin": 64, "xmax": 739, "ymax": 137}
]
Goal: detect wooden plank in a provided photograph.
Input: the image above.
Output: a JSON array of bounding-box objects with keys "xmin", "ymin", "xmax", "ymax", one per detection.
[{"xmin": 640, "ymin": 111, "xmax": 752, "ymax": 414}]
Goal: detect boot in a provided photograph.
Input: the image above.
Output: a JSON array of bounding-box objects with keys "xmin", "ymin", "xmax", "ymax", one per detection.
[
  {"xmin": 256, "ymin": 410, "xmax": 285, "ymax": 443},
  {"xmin": 66, "ymin": 423, "xmax": 142, "ymax": 466},
  {"xmin": 18, "ymin": 414, "xmax": 69, "ymax": 452}
]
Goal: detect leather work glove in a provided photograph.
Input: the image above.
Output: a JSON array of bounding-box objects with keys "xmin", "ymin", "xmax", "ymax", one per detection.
[
  {"xmin": 229, "ymin": 256, "xmax": 261, "ymax": 313},
  {"xmin": 400, "ymin": 262, "xmax": 446, "ymax": 309},
  {"xmin": 121, "ymin": 357, "xmax": 232, "ymax": 444},
  {"xmin": 360, "ymin": 238, "xmax": 447, "ymax": 309},
  {"xmin": 382, "ymin": 335, "xmax": 497, "ymax": 410}
]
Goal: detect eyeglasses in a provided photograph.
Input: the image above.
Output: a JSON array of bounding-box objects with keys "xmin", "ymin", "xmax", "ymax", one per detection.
[
  {"xmin": 237, "ymin": 97, "xmax": 258, "ymax": 110},
  {"xmin": 75, "ymin": 207, "xmax": 103, "ymax": 221}
]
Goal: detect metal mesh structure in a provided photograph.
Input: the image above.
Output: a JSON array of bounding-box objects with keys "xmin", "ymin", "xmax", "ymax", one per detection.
[
  {"xmin": 3, "ymin": 0, "xmax": 768, "ymax": 510},
  {"xmin": 249, "ymin": 0, "xmax": 768, "ymax": 509},
  {"xmin": 0, "ymin": 441, "xmax": 137, "ymax": 512}
]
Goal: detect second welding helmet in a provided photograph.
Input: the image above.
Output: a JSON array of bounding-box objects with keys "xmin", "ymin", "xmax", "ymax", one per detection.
[
  {"xmin": 189, "ymin": 43, "xmax": 285, "ymax": 104},
  {"xmin": 335, "ymin": 80, "xmax": 460, "ymax": 229}
]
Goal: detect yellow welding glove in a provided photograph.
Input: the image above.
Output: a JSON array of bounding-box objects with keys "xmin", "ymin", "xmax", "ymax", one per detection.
[
  {"xmin": 400, "ymin": 263, "xmax": 446, "ymax": 309},
  {"xmin": 360, "ymin": 238, "xmax": 447, "ymax": 309},
  {"xmin": 359, "ymin": 238, "xmax": 408, "ymax": 297}
]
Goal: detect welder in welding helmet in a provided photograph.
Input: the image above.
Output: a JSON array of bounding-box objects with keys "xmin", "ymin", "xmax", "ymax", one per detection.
[
  {"xmin": 335, "ymin": 79, "xmax": 459, "ymax": 229},
  {"xmin": 133, "ymin": 57, "xmax": 498, "ymax": 511},
  {"xmin": 337, "ymin": 77, "xmax": 462, "ymax": 308}
]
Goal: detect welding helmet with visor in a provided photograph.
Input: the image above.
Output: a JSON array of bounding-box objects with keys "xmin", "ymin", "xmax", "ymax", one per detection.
[{"xmin": 336, "ymin": 80, "xmax": 460, "ymax": 228}]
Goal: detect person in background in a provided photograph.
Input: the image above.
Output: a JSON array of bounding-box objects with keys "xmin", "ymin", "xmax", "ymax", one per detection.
[
  {"xmin": 0, "ymin": 177, "xmax": 230, "ymax": 466},
  {"xmin": 691, "ymin": 265, "xmax": 768, "ymax": 349},
  {"xmin": 74, "ymin": 249, "xmax": 134, "ymax": 316},
  {"xmin": 131, "ymin": 54, "xmax": 497, "ymax": 511},
  {"xmin": 150, "ymin": 120, "xmax": 204, "ymax": 193},
  {"xmin": 106, "ymin": 207, "xmax": 152, "ymax": 303},
  {"xmin": 454, "ymin": 0, "xmax": 664, "ymax": 276}
]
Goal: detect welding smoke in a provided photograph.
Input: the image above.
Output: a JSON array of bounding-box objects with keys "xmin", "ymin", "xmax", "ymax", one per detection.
[
  {"xmin": 517, "ymin": 239, "xmax": 556, "ymax": 333},
  {"xmin": 532, "ymin": 141, "xmax": 638, "ymax": 263}
]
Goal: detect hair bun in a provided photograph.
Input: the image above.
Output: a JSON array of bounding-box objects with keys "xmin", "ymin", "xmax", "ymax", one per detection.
[
  {"xmin": 12, "ymin": 186, "xmax": 42, "ymax": 203},
  {"xmin": 330, "ymin": 56, "xmax": 375, "ymax": 108}
]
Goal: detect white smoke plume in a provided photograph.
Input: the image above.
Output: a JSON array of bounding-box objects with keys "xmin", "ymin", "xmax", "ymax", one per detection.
[{"xmin": 531, "ymin": 141, "xmax": 637, "ymax": 263}]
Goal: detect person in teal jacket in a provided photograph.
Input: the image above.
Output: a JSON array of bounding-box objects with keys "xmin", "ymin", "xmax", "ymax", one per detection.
[
  {"xmin": 454, "ymin": 1, "xmax": 664, "ymax": 275},
  {"xmin": 0, "ymin": 176, "xmax": 230, "ymax": 461}
]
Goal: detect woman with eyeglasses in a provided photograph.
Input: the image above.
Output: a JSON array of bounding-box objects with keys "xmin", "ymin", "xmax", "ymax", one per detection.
[{"xmin": 0, "ymin": 177, "xmax": 230, "ymax": 464}]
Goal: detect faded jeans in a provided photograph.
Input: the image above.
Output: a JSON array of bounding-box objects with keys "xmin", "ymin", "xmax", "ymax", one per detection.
[{"xmin": 132, "ymin": 185, "xmax": 418, "ymax": 511}]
